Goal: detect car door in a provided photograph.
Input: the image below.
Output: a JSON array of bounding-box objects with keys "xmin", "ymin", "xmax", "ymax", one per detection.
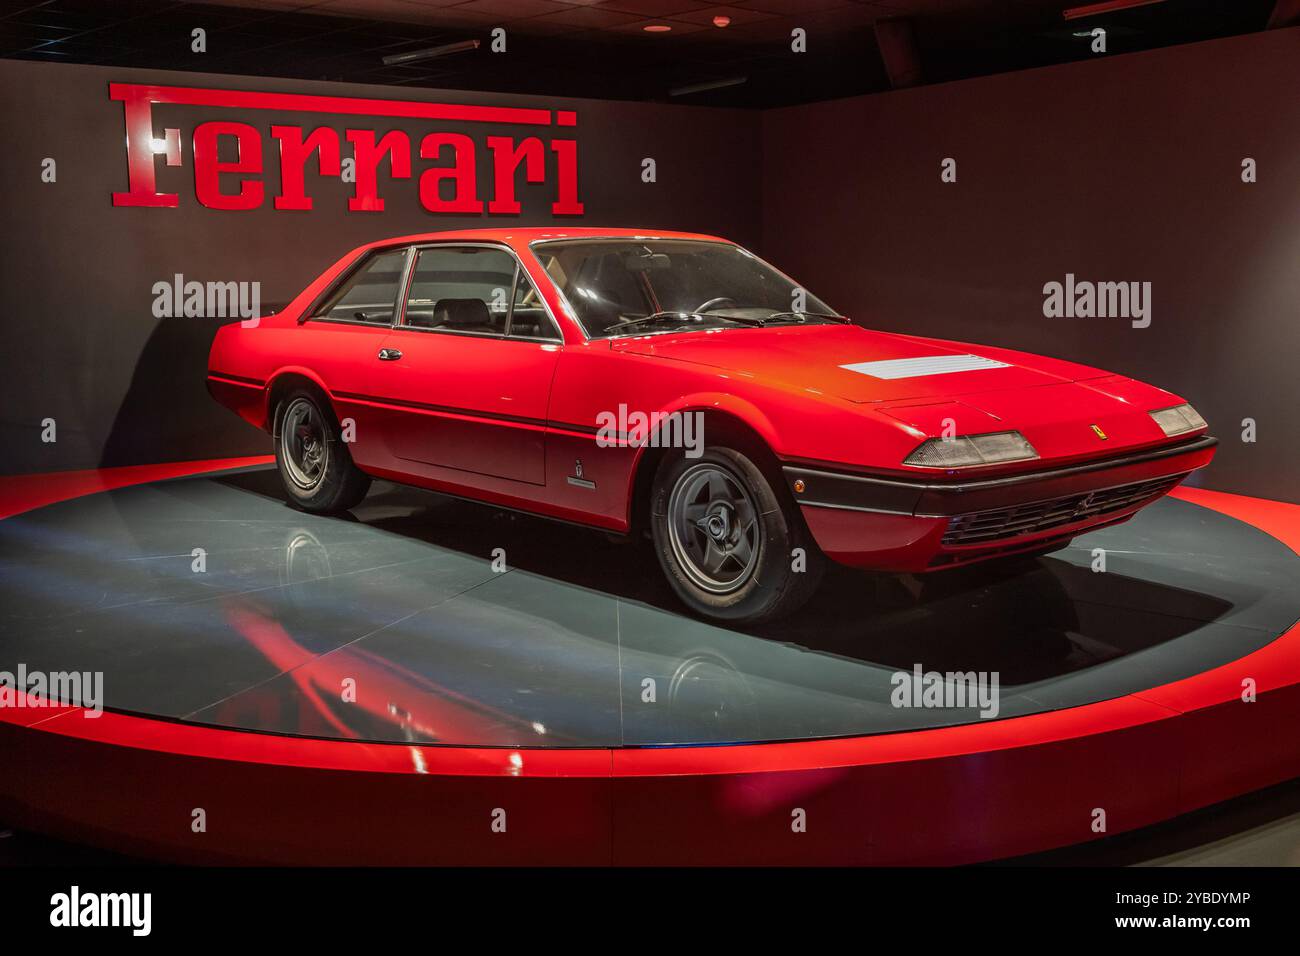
[
  {"xmin": 372, "ymin": 243, "xmax": 561, "ymax": 486},
  {"xmin": 294, "ymin": 246, "xmax": 410, "ymax": 472}
]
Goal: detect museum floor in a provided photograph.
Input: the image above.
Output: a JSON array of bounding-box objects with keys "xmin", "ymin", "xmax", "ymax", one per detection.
[{"xmin": 3, "ymin": 461, "xmax": 1297, "ymax": 865}]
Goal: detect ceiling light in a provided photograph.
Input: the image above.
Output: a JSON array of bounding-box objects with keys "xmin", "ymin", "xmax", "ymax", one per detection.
[
  {"xmin": 381, "ymin": 38, "xmax": 480, "ymax": 67},
  {"xmin": 643, "ymin": 24, "xmax": 672, "ymax": 33},
  {"xmin": 669, "ymin": 75, "xmax": 748, "ymax": 97},
  {"xmin": 713, "ymin": 16, "xmax": 731, "ymax": 28}
]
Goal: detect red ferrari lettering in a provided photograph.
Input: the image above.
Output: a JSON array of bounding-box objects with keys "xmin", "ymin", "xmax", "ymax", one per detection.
[{"xmin": 110, "ymin": 83, "xmax": 583, "ymax": 216}]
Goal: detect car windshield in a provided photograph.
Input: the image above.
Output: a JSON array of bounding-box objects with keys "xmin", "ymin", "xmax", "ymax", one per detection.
[{"xmin": 530, "ymin": 238, "xmax": 843, "ymax": 338}]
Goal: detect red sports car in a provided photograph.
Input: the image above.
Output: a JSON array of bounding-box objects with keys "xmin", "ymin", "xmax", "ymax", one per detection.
[{"xmin": 208, "ymin": 228, "xmax": 1216, "ymax": 623}]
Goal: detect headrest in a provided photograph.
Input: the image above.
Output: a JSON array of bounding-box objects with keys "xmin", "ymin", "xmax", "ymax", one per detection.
[{"xmin": 433, "ymin": 298, "xmax": 491, "ymax": 328}]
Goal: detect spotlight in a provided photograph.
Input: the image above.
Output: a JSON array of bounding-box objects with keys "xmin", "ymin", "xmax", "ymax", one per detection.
[{"xmin": 713, "ymin": 16, "xmax": 731, "ymax": 28}]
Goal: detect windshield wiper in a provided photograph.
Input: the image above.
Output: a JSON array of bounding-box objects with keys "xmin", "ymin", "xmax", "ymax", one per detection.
[
  {"xmin": 602, "ymin": 311, "xmax": 705, "ymax": 334},
  {"xmin": 601, "ymin": 309, "xmax": 814, "ymax": 337},
  {"xmin": 602, "ymin": 311, "xmax": 762, "ymax": 334},
  {"xmin": 760, "ymin": 311, "xmax": 851, "ymax": 324}
]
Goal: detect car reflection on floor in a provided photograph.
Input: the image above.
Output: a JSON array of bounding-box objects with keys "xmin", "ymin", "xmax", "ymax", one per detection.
[
  {"xmin": 191, "ymin": 469, "xmax": 1275, "ymax": 747},
  {"xmin": 2, "ymin": 467, "xmax": 1293, "ymax": 750}
]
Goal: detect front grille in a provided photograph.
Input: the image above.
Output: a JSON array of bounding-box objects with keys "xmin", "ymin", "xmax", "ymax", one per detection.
[{"xmin": 941, "ymin": 474, "xmax": 1185, "ymax": 546}]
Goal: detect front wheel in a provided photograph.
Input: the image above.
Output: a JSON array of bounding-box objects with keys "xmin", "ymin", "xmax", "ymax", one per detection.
[
  {"xmin": 650, "ymin": 446, "xmax": 823, "ymax": 624},
  {"xmin": 274, "ymin": 388, "xmax": 371, "ymax": 514}
]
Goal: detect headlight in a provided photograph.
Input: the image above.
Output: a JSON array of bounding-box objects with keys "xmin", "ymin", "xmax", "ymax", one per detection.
[
  {"xmin": 1149, "ymin": 403, "xmax": 1206, "ymax": 437},
  {"xmin": 903, "ymin": 430, "xmax": 1039, "ymax": 468}
]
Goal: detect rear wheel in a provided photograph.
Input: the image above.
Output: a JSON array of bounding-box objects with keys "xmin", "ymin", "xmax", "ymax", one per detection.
[
  {"xmin": 274, "ymin": 388, "xmax": 370, "ymax": 514},
  {"xmin": 650, "ymin": 446, "xmax": 823, "ymax": 624}
]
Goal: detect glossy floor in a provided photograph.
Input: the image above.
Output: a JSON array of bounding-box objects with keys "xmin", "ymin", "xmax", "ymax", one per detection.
[{"xmin": 1, "ymin": 466, "xmax": 1296, "ymax": 748}]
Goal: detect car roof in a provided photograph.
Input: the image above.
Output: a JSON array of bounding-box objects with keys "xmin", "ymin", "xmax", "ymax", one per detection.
[{"xmin": 356, "ymin": 226, "xmax": 732, "ymax": 252}]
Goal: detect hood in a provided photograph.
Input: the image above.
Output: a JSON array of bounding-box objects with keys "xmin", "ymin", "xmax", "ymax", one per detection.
[{"xmin": 610, "ymin": 324, "xmax": 1104, "ymax": 403}]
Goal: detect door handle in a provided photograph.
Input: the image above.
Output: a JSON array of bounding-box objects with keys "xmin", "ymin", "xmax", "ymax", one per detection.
[{"xmin": 378, "ymin": 348, "xmax": 403, "ymax": 361}]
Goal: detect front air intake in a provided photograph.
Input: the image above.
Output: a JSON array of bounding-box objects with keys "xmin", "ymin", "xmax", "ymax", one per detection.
[{"xmin": 941, "ymin": 474, "xmax": 1185, "ymax": 546}]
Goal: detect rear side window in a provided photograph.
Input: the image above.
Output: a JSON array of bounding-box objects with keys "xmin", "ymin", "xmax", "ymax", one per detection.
[{"xmin": 313, "ymin": 248, "xmax": 408, "ymax": 325}]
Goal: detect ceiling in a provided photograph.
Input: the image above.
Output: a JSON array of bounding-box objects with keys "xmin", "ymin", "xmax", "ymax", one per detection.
[{"xmin": 0, "ymin": 0, "xmax": 1285, "ymax": 107}]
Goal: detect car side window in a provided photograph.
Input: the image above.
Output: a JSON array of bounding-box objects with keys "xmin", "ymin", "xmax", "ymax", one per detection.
[
  {"xmin": 507, "ymin": 266, "xmax": 560, "ymax": 341},
  {"xmin": 313, "ymin": 248, "xmax": 408, "ymax": 325},
  {"xmin": 402, "ymin": 246, "xmax": 517, "ymax": 336}
]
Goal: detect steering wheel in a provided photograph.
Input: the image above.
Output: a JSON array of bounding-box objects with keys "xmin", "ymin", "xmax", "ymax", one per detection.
[{"xmin": 694, "ymin": 296, "xmax": 739, "ymax": 313}]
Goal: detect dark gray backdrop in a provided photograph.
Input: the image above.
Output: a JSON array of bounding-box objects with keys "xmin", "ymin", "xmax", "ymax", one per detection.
[{"xmin": 763, "ymin": 27, "xmax": 1300, "ymax": 503}]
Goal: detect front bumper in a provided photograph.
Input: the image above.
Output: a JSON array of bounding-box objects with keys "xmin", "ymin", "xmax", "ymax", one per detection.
[{"xmin": 784, "ymin": 434, "xmax": 1217, "ymax": 572}]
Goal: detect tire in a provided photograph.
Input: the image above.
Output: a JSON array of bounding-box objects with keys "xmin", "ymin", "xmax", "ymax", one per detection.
[
  {"xmin": 273, "ymin": 387, "xmax": 371, "ymax": 514},
  {"xmin": 650, "ymin": 446, "xmax": 824, "ymax": 624}
]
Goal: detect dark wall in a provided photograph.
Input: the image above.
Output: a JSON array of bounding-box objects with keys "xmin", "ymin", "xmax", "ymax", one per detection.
[
  {"xmin": 761, "ymin": 28, "xmax": 1300, "ymax": 503},
  {"xmin": 0, "ymin": 60, "xmax": 761, "ymax": 473}
]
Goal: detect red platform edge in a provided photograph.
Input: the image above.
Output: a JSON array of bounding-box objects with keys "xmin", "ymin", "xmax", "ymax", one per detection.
[
  {"xmin": 1, "ymin": 464, "xmax": 1298, "ymax": 865},
  {"xmin": 0, "ymin": 456, "xmax": 275, "ymax": 520}
]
